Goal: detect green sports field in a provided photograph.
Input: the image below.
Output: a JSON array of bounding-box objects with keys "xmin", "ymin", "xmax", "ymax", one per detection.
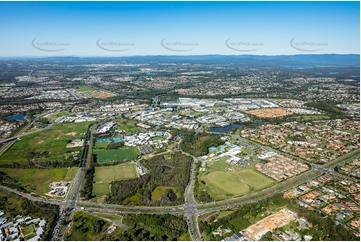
[
  {"xmin": 198, "ymin": 158, "xmax": 275, "ymax": 200},
  {"xmin": 0, "ymin": 122, "xmax": 93, "ymax": 166},
  {"xmin": 93, "ymin": 163, "xmax": 139, "ymax": 199},
  {"xmin": 0, "ymin": 167, "xmax": 78, "ymax": 195},
  {"xmin": 94, "ymin": 147, "xmax": 139, "ymax": 165},
  {"xmin": 203, "ymin": 171, "xmax": 251, "ymax": 194}
]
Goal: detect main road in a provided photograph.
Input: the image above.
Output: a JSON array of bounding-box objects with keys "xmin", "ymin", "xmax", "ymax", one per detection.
[
  {"xmin": 184, "ymin": 159, "xmax": 202, "ymax": 241},
  {"xmin": 51, "ymin": 124, "xmax": 96, "ymax": 241},
  {"xmin": 0, "ymin": 126, "xmax": 359, "ymax": 241}
]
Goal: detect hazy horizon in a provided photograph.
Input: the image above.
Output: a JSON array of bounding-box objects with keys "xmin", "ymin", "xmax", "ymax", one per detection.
[{"xmin": 0, "ymin": 53, "xmax": 360, "ymax": 59}]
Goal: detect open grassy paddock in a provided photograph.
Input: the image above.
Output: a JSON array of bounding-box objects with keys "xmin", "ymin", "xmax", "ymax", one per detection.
[
  {"xmin": 112, "ymin": 118, "xmax": 143, "ymax": 133},
  {"xmin": 75, "ymin": 85, "xmax": 97, "ymax": 92},
  {"xmin": 199, "ymin": 158, "xmax": 276, "ymax": 200},
  {"xmin": 151, "ymin": 186, "xmax": 180, "ymax": 201},
  {"xmin": 75, "ymin": 85, "xmax": 115, "ymax": 99},
  {"xmin": 93, "ymin": 212, "xmax": 124, "ymax": 222},
  {"xmin": 21, "ymin": 224, "xmax": 36, "ymax": 240},
  {"xmin": 0, "ymin": 167, "xmax": 78, "ymax": 195},
  {"xmin": 203, "ymin": 171, "xmax": 251, "ymax": 195},
  {"xmin": 0, "ymin": 122, "xmax": 93, "ymax": 166},
  {"xmin": 44, "ymin": 111, "xmax": 71, "ymax": 121},
  {"xmin": 94, "ymin": 147, "xmax": 139, "ymax": 165},
  {"xmin": 94, "ymin": 141, "xmax": 109, "ymax": 149},
  {"xmin": 93, "ymin": 162, "xmax": 139, "ymax": 199}
]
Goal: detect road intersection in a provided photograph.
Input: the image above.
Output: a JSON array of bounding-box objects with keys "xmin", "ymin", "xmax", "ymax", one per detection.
[{"xmin": 0, "ymin": 122, "xmax": 359, "ymax": 241}]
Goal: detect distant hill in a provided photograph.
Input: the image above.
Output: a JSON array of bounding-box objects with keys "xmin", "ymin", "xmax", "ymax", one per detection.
[{"xmin": 1, "ymin": 54, "xmax": 359, "ymax": 67}]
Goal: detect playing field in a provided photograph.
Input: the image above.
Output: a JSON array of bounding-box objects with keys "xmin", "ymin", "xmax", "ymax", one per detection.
[
  {"xmin": 0, "ymin": 122, "xmax": 93, "ymax": 166},
  {"xmin": 0, "ymin": 167, "xmax": 78, "ymax": 195},
  {"xmin": 93, "ymin": 163, "xmax": 139, "ymax": 198},
  {"xmin": 94, "ymin": 147, "xmax": 139, "ymax": 165},
  {"xmin": 234, "ymin": 169, "xmax": 275, "ymax": 190},
  {"xmin": 203, "ymin": 171, "xmax": 251, "ymax": 194},
  {"xmin": 199, "ymin": 158, "xmax": 275, "ymax": 200}
]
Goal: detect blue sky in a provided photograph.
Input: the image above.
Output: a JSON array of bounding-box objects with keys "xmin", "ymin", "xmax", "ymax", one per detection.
[{"xmin": 0, "ymin": 1, "xmax": 359, "ymax": 56}]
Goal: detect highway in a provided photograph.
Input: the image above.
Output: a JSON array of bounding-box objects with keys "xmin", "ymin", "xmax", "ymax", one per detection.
[
  {"xmin": 0, "ymin": 110, "xmax": 56, "ymax": 145},
  {"xmin": 0, "ymin": 123, "xmax": 54, "ymax": 144},
  {"xmin": 0, "ymin": 120, "xmax": 37, "ymax": 157},
  {"xmin": 184, "ymin": 160, "xmax": 202, "ymax": 241},
  {"xmin": 51, "ymin": 124, "xmax": 95, "ymax": 241},
  {"xmin": 174, "ymin": 137, "xmax": 202, "ymax": 240},
  {"xmin": 1, "ymin": 148, "xmax": 358, "ymax": 241},
  {"xmin": 0, "ymin": 124, "xmax": 359, "ymax": 241},
  {"xmin": 0, "ymin": 185, "xmax": 63, "ymax": 205}
]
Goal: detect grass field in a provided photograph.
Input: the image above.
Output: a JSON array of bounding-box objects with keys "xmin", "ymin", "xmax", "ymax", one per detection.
[
  {"xmin": 118, "ymin": 124, "xmax": 141, "ymax": 133},
  {"xmin": 203, "ymin": 171, "xmax": 251, "ymax": 194},
  {"xmin": 178, "ymin": 233, "xmax": 191, "ymax": 241},
  {"xmin": 0, "ymin": 167, "xmax": 78, "ymax": 195},
  {"xmin": 218, "ymin": 210, "xmax": 234, "ymax": 219},
  {"xmin": 94, "ymin": 147, "xmax": 139, "ymax": 165},
  {"xmin": 75, "ymin": 85, "xmax": 96, "ymax": 91},
  {"xmin": 21, "ymin": 224, "xmax": 36, "ymax": 240},
  {"xmin": 93, "ymin": 163, "xmax": 139, "ymax": 199},
  {"xmin": 86, "ymin": 90, "xmax": 114, "ymax": 99},
  {"xmin": 113, "ymin": 119, "xmax": 141, "ymax": 133},
  {"xmin": 123, "ymin": 194, "xmax": 142, "ymax": 203},
  {"xmin": 93, "ymin": 212, "xmax": 124, "ymax": 222},
  {"xmin": 234, "ymin": 169, "xmax": 275, "ymax": 189},
  {"xmin": 76, "ymin": 85, "xmax": 114, "ymax": 99},
  {"xmin": 94, "ymin": 142, "xmax": 109, "ymax": 149},
  {"xmin": 199, "ymin": 158, "xmax": 275, "ymax": 200},
  {"xmin": 151, "ymin": 186, "xmax": 180, "ymax": 201},
  {"xmin": 0, "ymin": 122, "xmax": 93, "ymax": 166},
  {"xmin": 44, "ymin": 111, "xmax": 71, "ymax": 121}
]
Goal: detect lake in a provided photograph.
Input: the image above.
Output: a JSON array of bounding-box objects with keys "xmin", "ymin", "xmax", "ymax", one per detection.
[
  {"xmin": 209, "ymin": 124, "xmax": 244, "ymax": 133},
  {"xmin": 209, "ymin": 121, "xmax": 263, "ymax": 133},
  {"xmin": 283, "ymin": 65, "xmax": 312, "ymax": 69},
  {"xmin": 7, "ymin": 113, "xmax": 27, "ymax": 122}
]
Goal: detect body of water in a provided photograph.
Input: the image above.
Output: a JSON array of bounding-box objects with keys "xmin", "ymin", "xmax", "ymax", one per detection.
[
  {"xmin": 209, "ymin": 124, "xmax": 244, "ymax": 133},
  {"xmin": 7, "ymin": 113, "xmax": 27, "ymax": 122},
  {"xmin": 124, "ymin": 71, "xmax": 137, "ymax": 75},
  {"xmin": 253, "ymin": 121, "xmax": 263, "ymax": 126},
  {"xmin": 209, "ymin": 121, "xmax": 263, "ymax": 133},
  {"xmin": 283, "ymin": 65, "xmax": 312, "ymax": 69}
]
